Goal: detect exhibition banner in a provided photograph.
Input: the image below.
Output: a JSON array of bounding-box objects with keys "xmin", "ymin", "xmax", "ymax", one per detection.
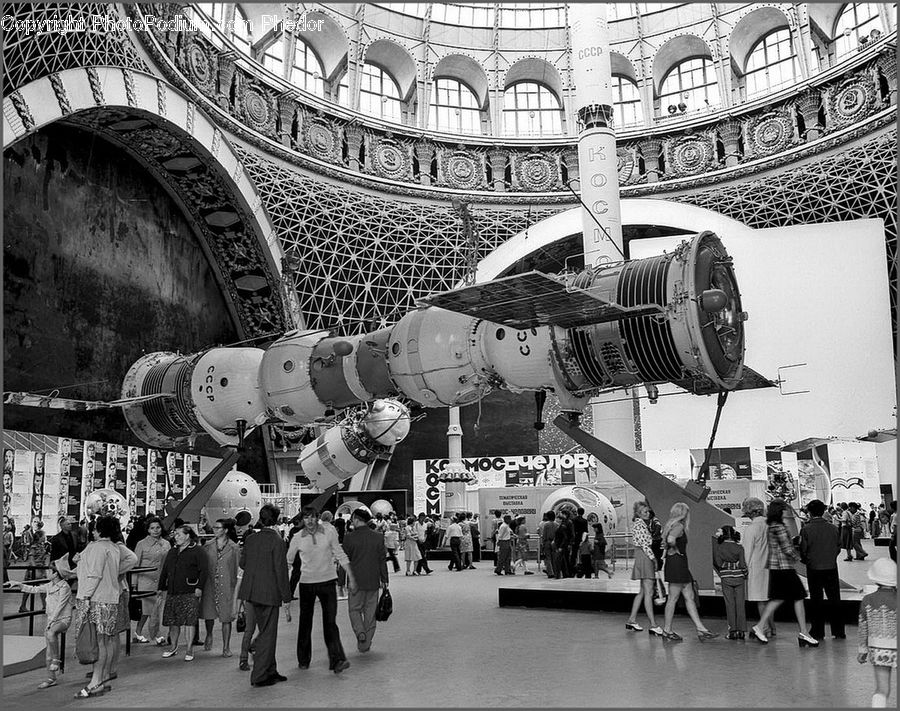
[
  {"xmin": 412, "ymin": 454, "xmax": 601, "ymax": 516},
  {"xmin": 477, "ymin": 487, "xmax": 549, "ymax": 534},
  {"xmin": 828, "ymin": 441, "xmax": 881, "ymax": 507},
  {"xmin": 165, "ymin": 451, "xmax": 184, "ymax": 500}
]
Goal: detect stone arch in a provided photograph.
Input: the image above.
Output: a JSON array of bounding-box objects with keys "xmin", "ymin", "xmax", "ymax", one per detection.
[
  {"xmin": 652, "ymin": 34, "xmax": 716, "ymax": 97},
  {"xmin": 364, "ymin": 38, "xmax": 417, "ymax": 101},
  {"xmin": 432, "ymin": 53, "xmax": 490, "ymax": 109},
  {"xmin": 3, "ymin": 66, "xmax": 297, "ymax": 338},
  {"xmin": 504, "ymin": 56, "xmax": 565, "ymax": 103},
  {"xmin": 807, "ymin": 2, "xmax": 853, "ymax": 40},
  {"xmin": 730, "ymin": 6, "xmax": 793, "ymax": 74}
]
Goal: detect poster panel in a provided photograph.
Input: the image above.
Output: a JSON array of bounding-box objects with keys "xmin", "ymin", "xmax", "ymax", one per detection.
[{"xmin": 67, "ymin": 439, "xmax": 83, "ymax": 518}]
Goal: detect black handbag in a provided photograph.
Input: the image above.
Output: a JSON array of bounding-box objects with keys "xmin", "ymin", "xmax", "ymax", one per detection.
[
  {"xmin": 236, "ymin": 607, "xmax": 246, "ymax": 633},
  {"xmin": 374, "ymin": 588, "xmax": 393, "ymax": 622}
]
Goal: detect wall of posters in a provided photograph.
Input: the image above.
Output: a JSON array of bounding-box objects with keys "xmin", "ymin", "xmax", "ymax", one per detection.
[{"xmin": 1, "ymin": 431, "xmax": 220, "ymax": 533}]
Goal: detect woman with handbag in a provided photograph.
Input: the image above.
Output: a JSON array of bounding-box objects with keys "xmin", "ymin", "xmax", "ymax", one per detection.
[
  {"xmin": 750, "ymin": 499, "xmax": 819, "ymax": 647},
  {"xmin": 132, "ymin": 517, "xmax": 171, "ymax": 645},
  {"xmin": 200, "ymin": 518, "xmax": 240, "ymax": 657},
  {"xmin": 71, "ymin": 515, "xmax": 125, "ymax": 698},
  {"xmin": 158, "ymin": 525, "xmax": 208, "ymax": 662},
  {"xmin": 660, "ymin": 502, "xmax": 719, "ymax": 642}
]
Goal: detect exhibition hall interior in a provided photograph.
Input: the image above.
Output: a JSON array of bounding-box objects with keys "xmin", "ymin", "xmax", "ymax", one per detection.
[{"xmin": 2, "ymin": 2, "xmax": 897, "ymax": 707}]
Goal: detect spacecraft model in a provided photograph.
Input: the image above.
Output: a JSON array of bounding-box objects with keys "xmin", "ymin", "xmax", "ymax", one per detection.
[{"xmin": 119, "ymin": 229, "xmax": 764, "ymax": 453}]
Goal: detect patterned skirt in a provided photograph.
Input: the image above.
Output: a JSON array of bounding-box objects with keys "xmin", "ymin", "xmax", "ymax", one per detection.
[
  {"xmin": 869, "ymin": 647, "xmax": 897, "ymax": 668},
  {"xmin": 163, "ymin": 593, "xmax": 200, "ymax": 627},
  {"xmin": 73, "ymin": 597, "xmax": 119, "ymax": 636}
]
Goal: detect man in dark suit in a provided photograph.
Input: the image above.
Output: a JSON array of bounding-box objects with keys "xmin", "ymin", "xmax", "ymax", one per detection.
[
  {"xmin": 238, "ymin": 504, "xmax": 292, "ymax": 687},
  {"xmin": 342, "ymin": 508, "xmax": 389, "ymax": 653},
  {"xmin": 570, "ymin": 507, "xmax": 589, "ymax": 574},
  {"xmin": 235, "ymin": 510, "xmax": 257, "ymax": 670},
  {"xmin": 49, "ymin": 516, "xmax": 77, "ymax": 566},
  {"xmin": 799, "ymin": 498, "xmax": 844, "ymax": 640}
]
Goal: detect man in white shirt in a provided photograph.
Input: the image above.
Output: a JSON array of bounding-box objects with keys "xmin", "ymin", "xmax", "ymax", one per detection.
[
  {"xmin": 443, "ymin": 514, "xmax": 464, "ymax": 571},
  {"xmin": 493, "ymin": 514, "xmax": 513, "ymax": 575},
  {"xmin": 285, "ymin": 506, "xmax": 357, "ymax": 674}
]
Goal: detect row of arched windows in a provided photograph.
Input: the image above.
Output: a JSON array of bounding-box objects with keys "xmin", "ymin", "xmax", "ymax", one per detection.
[{"xmin": 192, "ymin": 3, "xmax": 891, "ymax": 135}]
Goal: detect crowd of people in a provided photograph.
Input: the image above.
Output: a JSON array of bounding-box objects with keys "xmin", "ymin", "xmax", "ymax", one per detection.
[
  {"xmin": 4, "ymin": 496, "xmax": 896, "ymax": 704},
  {"xmin": 624, "ymin": 495, "xmax": 897, "ymax": 707}
]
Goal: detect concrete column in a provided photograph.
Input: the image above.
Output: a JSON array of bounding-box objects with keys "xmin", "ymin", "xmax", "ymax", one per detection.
[
  {"xmin": 640, "ymin": 137, "xmax": 663, "ymax": 182},
  {"xmin": 414, "ymin": 141, "xmax": 434, "ymax": 185},
  {"xmin": 796, "ymin": 88, "xmax": 822, "ymax": 141},
  {"xmin": 717, "ymin": 119, "xmax": 742, "ymax": 167},
  {"xmin": 487, "ymin": 148, "xmax": 507, "ymax": 191},
  {"xmin": 277, "ymin": 92, "xmax": 296, "ymax": 148},
  {"xmin": 877, "ymin": 50, "xmax": 897, "ymax": 105},
  {"xmin": 345, "ymin": 122, "xmax": 364, "ymax": 171}
]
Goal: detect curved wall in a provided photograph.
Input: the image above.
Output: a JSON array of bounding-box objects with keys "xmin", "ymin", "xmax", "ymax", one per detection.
[{"xmin": 3, "ymin": 124, "xmax": 239, "ymax": 452}]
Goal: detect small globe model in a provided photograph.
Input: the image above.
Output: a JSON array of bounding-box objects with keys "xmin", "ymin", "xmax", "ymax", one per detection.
[
  {"xmin": 84, "ymin": 488, "xmax": 130, "ymax": 526},
  {"xmin": 362, "ymin": 399, "xmax": 411, "ymax": 445}
]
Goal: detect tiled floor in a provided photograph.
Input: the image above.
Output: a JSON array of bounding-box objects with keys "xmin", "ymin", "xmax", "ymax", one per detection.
[{"xmin": 3, "ymin": 541, "xmax": 894, "ymax": 708}]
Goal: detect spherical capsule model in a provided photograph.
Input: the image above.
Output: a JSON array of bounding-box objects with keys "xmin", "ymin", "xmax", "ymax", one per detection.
[
  {"xmin": 370, "ymin": 499, "xmax": 393, "ymax": 516},
  {"xmin": 336, "ymin": 500, "xmax": 371, "ymax": 518},
  {"xmin": 204, "ymin": 471, "xmax": 262, "ymax": 523},
  {"xmin": 84, "ymin": 488, "xmax": 130, "ymax": 529},
  {"xmin": 361, "ymin": 399, "xmax": 411, "ymax": 445},
  {"xmin": 542, "ymin": 485, "xmax": 617, "ymax": 535}
]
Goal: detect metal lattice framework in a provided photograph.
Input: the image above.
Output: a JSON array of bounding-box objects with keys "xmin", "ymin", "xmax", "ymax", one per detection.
[
  {"xmin": 667, "ymin": 129, "xmax": 898, "ymax": 333},
  {"xmin": 236, "ymin": 147, "xmax": 564, "ymax": 334},
  {"xmin": 2, "ymin": 4, "xmax": 148, "ymax": 96}
]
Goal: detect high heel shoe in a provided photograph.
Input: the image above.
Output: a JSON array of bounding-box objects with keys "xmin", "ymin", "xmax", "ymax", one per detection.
[
  {"xmin": 798, "ymin": 632, "xmax": 820, "ymax": 648},
  {"xmin": 749, "ymin": 625, "xmax": 768, "ymax": 644},
  {"xmin": 662, "ymin": 630, "xmax": 683, "ymax": 641},
  {"xmin": 625, "ymin": 621, "xmax": 644, "ymax": 632},
  {"xmin": 648, "ymin": 626, "xmax": 664, "ymax": 637},
  {"xmin": 697, "ymin": 630, "xmax": 719, "ymax": 641}
]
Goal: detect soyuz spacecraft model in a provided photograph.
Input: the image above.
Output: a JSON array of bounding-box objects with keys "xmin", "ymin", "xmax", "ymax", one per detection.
[{"xmin": 117, "ymin": 228, "xmax": 766, "ymax": 491}]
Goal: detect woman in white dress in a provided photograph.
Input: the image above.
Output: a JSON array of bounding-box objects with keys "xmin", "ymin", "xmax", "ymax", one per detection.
[{"xmin": 741, "ymin": 496, "xmax": 774, "ymax": 637}]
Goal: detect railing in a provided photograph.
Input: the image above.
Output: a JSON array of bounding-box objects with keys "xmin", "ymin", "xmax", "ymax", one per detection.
[
  {"xmin": 3, "ymin": 563, "xmax": 162, "ymax": 669},
  {"xmin": 3, "ymin": 564, "xmax": 67, "ymax": 673}
]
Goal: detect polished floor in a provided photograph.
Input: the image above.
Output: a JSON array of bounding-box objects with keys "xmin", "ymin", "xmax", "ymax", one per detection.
[{"xmin": 3, "ymin": 540, "xmax": 894, "ymax": 708}]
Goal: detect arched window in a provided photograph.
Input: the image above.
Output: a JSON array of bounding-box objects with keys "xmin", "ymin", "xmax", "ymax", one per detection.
[
  {"xmin": 502, "ymin": 82, "xmax": 563, "ymax": 136},
  {"xmin": 612, "ymin": 75, "xmax": 643, "ymax": 127},
  {"xmin": 195, "ymin": 4, "xmax": 252, "ymax": 54},
  {"xmin": 336, "ymin": 73, "xmax": 350, "ymax": 106},
  {"xmin": 262, "ymin": 38, "xmax": 285, "ymax": 78},
  {"xmin": 745, "ymin": 28, "xmax": 799, "ymax": 98},
  {"xmin": 291, "ymin": 39, "xmax": 325, "ymax": 97},
  {"xmin": 834, "ymin": 3, "xmax": 885, "ymax": 59},
  {"xmin": 659, "ymin": 57, "xmax": 719, "ymax": 113},
  {"xmin": 429, "ymin": 78, "xmax": 482, "ymax": 134},
  {"xmin": 229, "ymin": 5, "xmax": 252, "ymax": 56},
  {"xmin": 359, "ymin": 63, "xmax": 403, "ymax": 123}
]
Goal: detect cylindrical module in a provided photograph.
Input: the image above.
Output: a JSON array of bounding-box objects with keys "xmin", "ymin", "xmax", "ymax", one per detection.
[{"xmin": 570, "ymin": 3, "xmax": 623, "ymax": 266}]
